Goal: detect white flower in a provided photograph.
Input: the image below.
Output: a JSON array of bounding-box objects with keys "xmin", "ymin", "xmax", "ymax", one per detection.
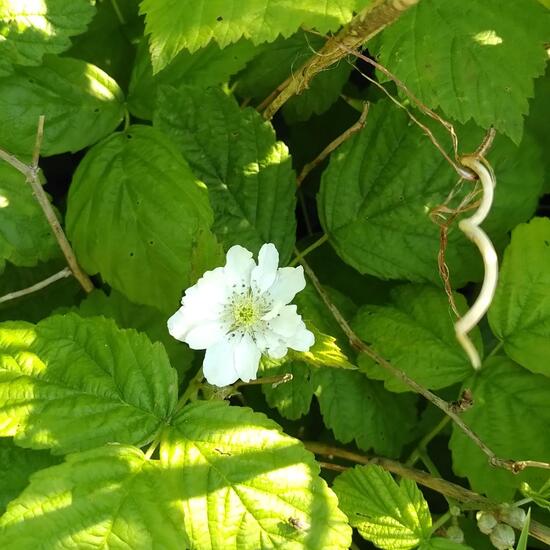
[{"xmin": 168, "ymin": 243, "xmax": 315, "ymax": 387}]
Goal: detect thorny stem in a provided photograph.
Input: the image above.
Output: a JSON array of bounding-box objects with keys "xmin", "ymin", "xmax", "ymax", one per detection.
[
  {"xmin": 0, "ymin": 117, "xmax": 94, "ymax": 294},
  {"xmin": 0, "ymin": 268, "xmax": 72, "ymax": 305},
  {"xmin": 262, "ymin": 0, "xmax": 420, "ymax": 120},
  {"xmin": 296, "ymin": 102, "xmax": 370, "ymax": 186},
  {"xmin": 297, "ymin": 252, "xmax": 550, "ymax": 475},
  {"xmin": 289, "ymin": 234, "xmax": 329, "ymax": 267},
  {"xmin": 306, "ymin": 441, "xmax": 550, "ymax": 546}
]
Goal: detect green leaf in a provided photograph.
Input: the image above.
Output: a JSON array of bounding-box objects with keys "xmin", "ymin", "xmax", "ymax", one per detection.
[
  {"xmin": 0, "ymin": 438, "xmax": 60, "ymax": 515},
  {"xmin": 0, "ymin": 56, "xmax": 125, "ymax": 156},
  {"xmin": 488, "ymin": 218, "xmax": 550, "ymax": 376},
  {"xmin": 0, "ymin": 0, "xmax": 95, "ymax": 76},
  {"xmin": 0, "ymin": 445, "xmax": 187, "ymax": 548},
  {"xmin": 353, "ymin": 284, "xmax": 480, "ymax": 392},
  {"xmin": 314, "ymin": 369, "xmax": 417, "ymax": 457},
  {"xmin": 298, "ymin": 326, "xmax": 356, "ymax": 370},
  {"xmin": 333, "ymin": 464, "xmax": 432, "ymax": 550},
  {"xmin": 450, "ymin": 357, "xmax": 550, "ymax": 501},
  {"xmin": 375, "ymin": 0, "xmax": 549, "ymax": 143},
  {"xmin": 0, "ymin": 163, "xmax": 58, "ymax": 271},
  {"xmin": 161, "ymin": 400, "xmax": 352, "ymax": 549},
  {"xmin": 0, "ymin": 313, "xmax": 178, "ymax": 454},
  {"xmin": 66, "ymin": 0, "xmax": 142, "ymax": 90},
  {"xmin": 515, "ymin": 508, "xmax": 531, "ymax": 550},
  {"xmin": 261, "ymin": 360, "xmax": 315, "ymax": 420},
  {"xmin": 318, "ymin": 100, "xmax": 543, "ymax": 284},
  {"xmin": 154, "ymin": 85, "xmax": 297, "ymax": 262},
  {"xmin": 73, "ymin": 289, "xmax": 193, "ymax": 380},
  {"xmin": 526, "ymin": 68, "xmax": 550, "ymax": 194},
  {"xmin": 128, "ymin": 37, "xmax": 258, "ymax": 119},
  {"xmin": 66, "ymin": 125, "xmax": 219, "ymax": 312},
  {"xmin": 141, "ymin": 0, "xmax": 363, "ymax": 72},
  {"xmin": 235, "ymin": 31, "xmax": 352, "ymax": 122}
]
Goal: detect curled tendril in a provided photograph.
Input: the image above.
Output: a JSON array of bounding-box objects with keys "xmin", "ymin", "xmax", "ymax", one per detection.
[{"xmin": 454, "ymin": 155, "xmax": 498, "ymax": 369}]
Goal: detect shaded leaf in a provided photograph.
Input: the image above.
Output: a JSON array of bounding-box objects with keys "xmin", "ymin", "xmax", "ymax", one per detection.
[
  {"xmin": 154, "ymin": 86, "xmax": 296, "ymax": 262},
  {"xmin": 66, "ymin": 125, "xmax": 219, "ymax": 312},
  {"xmin": 488, "ymin": 218, "xmax": 550, "ymax": 376},
  {"xmin": 0, "ymin": 56, "xmax": 125, "ymax": 156},
  {"xmin": 375, "ymin": 0, "xmax": 549, "ymax": 142},
  {"xmin": 353, "ymin": 284, "xmax": 479, "ymax": 392},
  {"xmin": 450, "ymin": 357, "xmax": 550, "ymax": 500}
]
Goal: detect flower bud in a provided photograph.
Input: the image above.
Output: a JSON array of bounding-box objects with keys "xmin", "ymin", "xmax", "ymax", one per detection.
[
  {"xmin": 476, "ymin": 511, "xmax": 497, "ymax": 534},
  {"xmin": 489, "ymin": 523, "xmax": 515, "ymax": 550},
  {"xmin": 446, "ymin": 525, "xmax": 464, "ymax": 544},
  {"xmin": 499, "ymin": 505, "xmax": 526, "ymax": 529}
]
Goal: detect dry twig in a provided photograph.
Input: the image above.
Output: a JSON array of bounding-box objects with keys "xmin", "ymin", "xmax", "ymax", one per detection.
[{"xmin": 0, "ymin": 116, "xmax": 93, "ymax": 293}]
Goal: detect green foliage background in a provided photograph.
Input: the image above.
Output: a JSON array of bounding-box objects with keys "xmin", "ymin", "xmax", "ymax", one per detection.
[{"xmin": 0, "ymin": 0, "xmax": 549, "ymax": 548}]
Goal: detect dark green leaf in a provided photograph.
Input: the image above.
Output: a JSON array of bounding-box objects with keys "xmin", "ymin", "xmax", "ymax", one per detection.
[
  {"xmin": 450, "ymin": 357, "xmax": 550, "ymax": 500},
  {"xmin": 353, "ymin": 284, "xmax": 480, "ymax": 392},
  {"xmin": 0, "ymin": 56, "xmax": 125, "ymax": 156},
  {"xmin": 66, "ymin": 125, "xmax": 219, "ymax": 312},
  {"xmin": 375, "ymin": 0, "xmax": 549, "ymax": 142},
  {"xmin": 154, "ymin": 86, "xmax": 297, "ymax": 262}
]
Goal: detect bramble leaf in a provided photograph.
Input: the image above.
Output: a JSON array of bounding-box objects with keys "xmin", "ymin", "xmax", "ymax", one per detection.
[
  {"xmin": 141, "ymin": 0, "xmax": 366, "ymax": 72},
  {"xmin": 74, "ymin": 289, "xmax": 193, "ymax": 379},
  {"xmin": 66, "ymin": 125, "xmax": 219, "ymax": 312},
  {"xmin": 353, "ymin": 284, "xmax": 480, "ymax": 392},
  {"xmin": 161, "ymin": 400, "xmax": 352, "ymax": 549},
  {"xmin": 128, "ymin": 38, "xmax": 258, "ymax": 119},
  {"xmin": 318, "ymin": 100, "xmax": 543, "ymax": 284},
  {"xmin": 0, "ymin": 438, "xmax": 60, "ymax": 515},
  {"xmin": 450, "ymin": 357, "xmax": 550, "ymax": 500},
  {"xmin": 154, "ymin": 86, "xmax": 296, "ymax": 263},
  {"xmin": 0, "ymin": 0, "xmax": 95, "ymax": 76},
  {"xmin": 375, "ymin": 0, "xmax": 549, "ymax": 142},
  {"xmin": 488, "ymin": 218, "xmax": 550, "ymax": 376},
  {"xmin": 334, "ymin": 464, "xmax": 432, "ymax": 550},
  {"xmin": 0, "ymin": 445, "xmax": 187, "ymax": 548},
  {"xmin": 0, "ymin": 163, "xmax": 57, "ymax": 272},
  {"xmin": 0, "ymin": 56, "xmax": 125, "ymax": 156},
  {"xmin": 314, "ymin": 368, "xmax": 417, "ymax": 457},
  {"xmin": 0, "ymin": 313, "xmax": 178, "ymax": 454}
]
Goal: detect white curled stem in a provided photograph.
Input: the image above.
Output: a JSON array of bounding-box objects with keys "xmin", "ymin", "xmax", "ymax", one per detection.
[{"xmin": 454, "ymin": 156, "xmax": 498, "ymax": 369}]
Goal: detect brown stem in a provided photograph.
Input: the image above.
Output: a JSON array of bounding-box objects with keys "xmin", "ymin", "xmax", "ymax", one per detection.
[
  {"xmin": 297, "ymin": 252, "xmax": 550, "ymax": 474},
  {"xmin": 0, "ymin": 117, "xmax": 94, "ymax": 293},
  {"xmin": 306, "ymin": 441, "xmax": 550, "ymax": 545},
  {"xmin": 262, "ymin": 0, "xmax": 420, "ymax": 120},
  {"xmin": 297, "ymin": 102, "xmax": 370, "ymax": 186}
]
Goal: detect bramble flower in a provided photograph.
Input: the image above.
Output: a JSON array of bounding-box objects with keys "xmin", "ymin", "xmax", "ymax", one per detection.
[{"xmin": 168, "ymin": 243, "xmax": 315, "ymax": 387}]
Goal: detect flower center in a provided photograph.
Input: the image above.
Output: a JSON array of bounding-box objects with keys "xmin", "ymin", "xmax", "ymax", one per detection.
[{"xmin": 233, "ymin": 298, "xmax": 261, "ymax": 328}]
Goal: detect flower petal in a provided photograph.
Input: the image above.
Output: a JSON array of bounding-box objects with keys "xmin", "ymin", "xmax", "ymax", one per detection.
[
  {"xmin": 203, "ymin": 340, "xmax": 240, "ymax": 387},
  {"xmin": 267, "ymin": 305, "xmax": 304, "ymax": 338},
  {"xmin": 224, "ymin": 245, "xmax": 255, "ymax": 287},
  {"xmin": 185, "ymin": 321, "xmax": 228, "ymax": 350},
  {"xmin": 286, "ymin": 325, "xmax": 315, "ymax": 352},
  {"xmin": 234, "ymin": 333, "xmax": 261, "ymax": 382},
  {"xmin": 251, "ymin": 243, "xmax": 279, "ymax": 292},
  {"xmin": 267, "ymin": 266, "xmax": 306, "ymax": 305},
  {"xmin": 167, "ymin": 307, "xmax": 190, "ymax": 342}
]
